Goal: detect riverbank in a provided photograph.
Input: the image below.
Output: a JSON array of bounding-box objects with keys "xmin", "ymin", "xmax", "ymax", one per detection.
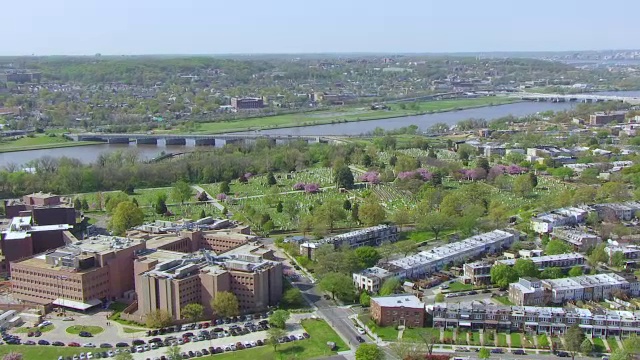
[
  {"xmin": 174, "ymin": 96, "xmax": 520, "ymax": 134},
  {"xmin": 0, "ymin": 136, "xmax": 101, "ymax": 153}
]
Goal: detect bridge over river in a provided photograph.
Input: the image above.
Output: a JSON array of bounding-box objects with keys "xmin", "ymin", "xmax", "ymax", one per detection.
[
  {"xmin": 64, "ymin": 133, "xmax": 330, "ymax": 146},
  {"xmin": 508, "ymin": 92, "xmax": 640, "ymax": 104}
]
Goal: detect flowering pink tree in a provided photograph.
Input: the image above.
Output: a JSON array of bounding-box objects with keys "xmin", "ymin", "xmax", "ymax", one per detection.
[
  {"xmin": 304, "ymin": 183, "xmax": 320, "ymax": 193},
  {"xmin": 359, "ymin": 171, "xmax": 381, "ymax": 184},
  {"xmin": 2, "ymin": 352, "xmax": 22, "ymax": 360},
  {"xmin": 293, "ymin": 183, "xmax": 305, "ymax": 191},
  {"xmin": 416, "ymin": 168, "xmax": 432, "ymax": 180},
  {"xmin": 397, "ymin": 171, "xmax": 417, "ymax": 180},
  {"xmin": 507, "ymin": 164, "xmax": 526, "ymax": 175}
]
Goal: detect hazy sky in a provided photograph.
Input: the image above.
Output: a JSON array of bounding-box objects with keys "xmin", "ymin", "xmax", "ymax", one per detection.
[{"xmin": 4, "ymin": 0, "xmax": 640, "ymax": 55}]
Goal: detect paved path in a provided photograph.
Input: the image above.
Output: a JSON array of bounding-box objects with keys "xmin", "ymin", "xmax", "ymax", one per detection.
[{"xmin": 191, "ymin": 185, "xmax": 225, "ymax": 211}]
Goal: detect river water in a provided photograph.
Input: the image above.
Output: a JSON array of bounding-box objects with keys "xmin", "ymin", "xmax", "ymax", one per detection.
[{"xmin": 3, "ymin": 91, "xmax": 640, "ymax": 167}]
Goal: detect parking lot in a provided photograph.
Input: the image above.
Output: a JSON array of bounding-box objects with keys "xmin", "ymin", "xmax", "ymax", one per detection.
[{"xmin": 3, "ymin": 314, "xmax": 311, "ymax": 360}]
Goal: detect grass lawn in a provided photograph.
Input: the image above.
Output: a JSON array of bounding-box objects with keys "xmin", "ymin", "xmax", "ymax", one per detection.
[
  {"xmin": 537, "ymin": 334, "xmax": 550, "ymax": 349},
  {"xmin": 447, "ymin": 282, "xmax": 473, "ymax": 292},
  {"xmin": 444, "ymin": 329, "xmax": 454, "ymax": 341},
  {"xmin": 14, "ymin": 324, "xmax": 54, "ymax": 333},
  {"xmin": 403, "ymin": 327, "xmax": 440, "ymax": 342},
  {"xmin": 592, "ymin": 337, "xmax": 606, "ymax": 353},
  {"xmin": 371, "ymin": 325, "xmax": 398, "ymax": 341},
  {"xmin": 523, "ymin": 334, "xmax": 535, "ymax": 348},
  {"xmin": 198, "ymin": 319, "xmax": 347, "ymax": 360},
  {"xmin": 65, "ymin": 325, "xmax": 104, "ymax": 335},
  {"xmin": 123, "ymin": 327, "xmax": 145, "ymax": 333},
  {"xmin": 471, "ymin": 332, "xmax": 481, "ymax": 346},
  {"xmin": 607, "ymin": 337, "xmax": 619, "ymax": 352},
  {"xmin": 456, "ymin": 331, "xmax": 467, "ymax": 345},
  {"xmin": 497, "ymin": 333, "xmax": 508, "ymax": 347},
  {"xmin": 0, "ymin": 134, "xmax": 99, "ymax": 153},
  {"xmin": 510, "ymin": 333, "xmax": 522, "ymax": 347},
  {"xmin": 494, "ymin": 296, "xmax": 515, "ymax": 305},
  {"xmin": 0, "ymin": 345, "xmax": 83, "ymax": 359},
  {"xmin": 108, "ymin": 301, "xmax": 146, "ymax": 328}
]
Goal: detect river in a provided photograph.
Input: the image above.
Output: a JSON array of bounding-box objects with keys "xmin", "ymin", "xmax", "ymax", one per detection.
[{"xmin": 3, "ymin": 91, "xmax": 640, "ymax": 167}]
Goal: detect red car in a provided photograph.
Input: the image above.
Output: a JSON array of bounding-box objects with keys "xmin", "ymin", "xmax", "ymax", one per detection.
[
  {"xmin": 68, "ymin": 342, "xmax": 81, "ymax": 347},
  {"xmin": 202, "ymin": 322, "xmax": 210, "ymax": 328}
]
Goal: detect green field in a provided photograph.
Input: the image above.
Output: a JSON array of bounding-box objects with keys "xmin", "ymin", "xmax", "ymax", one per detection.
[
  {"xmin": 402, "ymin": 327, "xmax": 440, "ymax": 342},
  {"xmin": 0, "ymin": 345, "xmax": 84, "ymax": 360},
  {"xmin": 606, "ymin": 337, "xmax": 619, "ymax": 352},
  {"xmin": 174, "ymin": 97, "xmax": 518, "ymax": 134},
  {"xmin": 0, "ymin": 134, "xmax": 99, "ymax": 153},
  {"xmin": 494, "ymin": 296, "xmax": 515, "ymax": 305},
  {"xmin": 471, "ymin": 332, "xmax": 481, "ymax": 346},
  {"xmin": 444, "ymin": 329, "xmax": 454, "ymax": 342},
  {"xmin": 456, "ymin": 331, "xmax": 467, "ymax": 344},
  {"xmin": 123, "ymin": 327, "xmax": 145, "ymax": 333},
  {"xmin": 65, "ymin": 325, "xmax": 104, "ymax": 335}
]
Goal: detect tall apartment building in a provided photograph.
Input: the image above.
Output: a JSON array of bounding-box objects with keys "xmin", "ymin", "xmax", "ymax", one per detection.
[
  {"xmin": 353, "ymin": 230, "xmax": 517, "ymax": 290},
  {"xmin": 134, "ymin": 244, "xmax": 282, "ymax": 320},
  {"xmin": 464, "ymin": 253, "xmax": 586, "ymax": 286},
  {"xmin": 509, "ymin": 273, "xmax": 640, "ymax": 306},
  {"xmin": 551, "ymin": 227, "xmax": 601, "ymax": 252},
  {"xmin": 10, "ymin": 235, "xmax": 146, "ymax": 310},
  {"xmin": 1, "ymin": 216, "xmax": 73, "ymax": 275},
  {"xmin": 230, "ymin": 97, "xmax": 264, "ymax": 110},
  {"xmin": 0, "ymin": 71, "xmax": 42, "ymax": 84},
  {"xmin": 530, "ymin": 207, "xmax": 587, "ymax": 233},
  {"xmin": 427, "ymin": 303, "xmax": 640, "ymax": 338},
  {"xmin": 370, "ymin": 295, "xmax": 425, "ymax": 327},
  {"xmin": 301, "ymin": 225, "xmax": 398, "ymax": 259}
]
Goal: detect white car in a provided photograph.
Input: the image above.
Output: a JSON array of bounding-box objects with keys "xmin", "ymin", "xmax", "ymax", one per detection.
[
  {"xmin": 143, "ymin": 344, "xmax": 150, "ymax": 351},
  {"xmin": 79, "ymin": 354, "xmax": 86, "ymax": 360},
  {"xmin": 39, "ymin": 320, "xmax": 52, "ymax": 328},
  {"xmin": 83, "ymin": 343, "xmax": 96, "ymax": 348},
  {"xmin": 357, "ymin": 328, "xmax": 366, "ymax": 335},
  {"xmin": 86, "ymin": 352, "xmax": 94, "ymax": 359},
  {"xmin": 250, "ymin": 341, "xmax": 257, "ymax": 347},
  {"xmin": 296, "ymin": 334, "xmax": 304, "ymax": 340},
  {"xmin": 150, "ymin": 343, "xmax": 158, "ymax": 349},
  {"xmin": 136, "ymin": 345, "xmax": 144, "ymax": 352},
  {"xmin": 244, "ymin": 341, "xmax": 252, "ymax": 348},
  {"xmin": 107, "ymin": 350, "xmax": 114, "ymax": 357}
]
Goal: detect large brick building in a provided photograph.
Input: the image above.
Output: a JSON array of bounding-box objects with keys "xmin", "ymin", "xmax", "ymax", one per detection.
[
  {"xmin": 231, "ymin": 97, "xmax": 264, "ymax": 110},
  {"xmin": 10, "ymin": 235, "xmax": 146, "ymax": 310},
  {"xmin": 134, "ymin": 244, "xmax": 282, "ymax": 320},
  {"xmin": 370, "ymin": 294, "xmax": 425, "ymax": 327}
]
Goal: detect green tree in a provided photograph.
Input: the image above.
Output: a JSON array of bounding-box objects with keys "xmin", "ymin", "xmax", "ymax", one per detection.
[
  {"xmin": 351, "ymin": 202, "xmax": 360, "ymax": 223},
  {"xmin": 538, "ymin": 334, "xmax": 549, "ymax": 348},
  {"xmin": 478, "ymin": 347, "xmax": 491, "ymax": 359},
  {"xmin": 359, "ymin": 196, "xmax": 387, "ymax": 226},
  {"xmin": 109, "ymin": 201, "xmax": 144, "ymax": 236},
  {"xmin": 319, "ymin": 272, "xmax": 354, "ymax": 300},
  {"xmin": 211, "ymin": 291, "xmax": 239, "ymax": 318},
  {"xmin": 172, "ymin": 180, "xmax": 192, "ymax": 204},
  {"xmin": 355, "ymin": 343, "xmax": 383, "ymax": 360},
  {"xmin": 164, "ymin": 345, "xmax": 182, "ymax": 360},
  {"xmin": 540, "ymin": 267, "xmax": 564, "ymax": 279},
  {"xmin": 81, "ymin": 198, "xmax": 89, "ymax": 211},
  {"xmin": 146, "ymin": 309, "xmax": 173, "ymax": 328},
  {"xmin": 580, "ymin": 339, "xmax": 593, "ymax": 355},
  {"xmin": 545, "ymin": 239, "xmax": 571, "ymax": 255},
  {"xmin": 477, "ymin": 157, "xmax": 490, "ymax": 172},
  {"xmin": 611, "ymin": 251, "xmax": 626, "ymax": 267},
  {"xmin": 281, "ymin": 287, "xmax": 305, "ymax": 308},
  {"xmin": 267, "ymin": 172, "xmax": 277, "ymax": 186},
  {"xmin": 267, "ymin": 327, "xmax": 287, "ymax": 353},
  {"xmin": 417, "ymin": 212, "xmax": 453, "ymax": 241},
  {"xmin": 343, "ymin": 199, "xmax": 352, "ymax": 210},
  {"xmin": 568, "ymin": 266, "xmax": 583, "ymax": 277},
  {"xmin": 565, "ymin": 324, "xmax": 585, "ymax": 360},
  {"xmin": 73, "ymin": 198, "xmax": 82, "ymax": 210},
  {"xmin": 513, "ymin": 174, "xmax": 534, "ymax": 198},
  {"xmin": 588, "ymin": 243, "xmax": 609, "ymax": 266},
  {"xmin": 435, "ymin": 293, "xmax": 445, "ymax": 302},
  {"xmin": 334, "ymin": 165, "xmax": 355, "ymax": 189},
  {"xmin": 354, "ymin": 246, "xmax": 381, "ymax": 268},
  {"xmin": 268, "ymin": 310, "xmax": 290, "ymax": 329},
  {"xmin": 379, "ymin": 277, "xmax": 400, "ymax": 296},
  {"xmin": 315, "ymin": 198, "xmax": 347, "ymax": 233},
  {"xmin": 105, "ymin": 191, "xmax": 130, "ymax": 214},
  {"xmin": 391, "ymin": 206, "xmax": 411, "ymax": 231},
  {"xmin": 154, "ymin": 193, "xmax": 168, "ymax": 214},
  {"xmin": 182, "ymin": 303, "xmax": 203, "ymax": 324},
  {"xmin": 219, "ymin": 181, "xmax": 230, "ymax": 194},
  {"xmin": 514, "ymin": 259, "xmax": 540, "ymax": 278},
  {"xmin": 359, "ymin": 292, "xmax": 371, "ymax": 307},
  {"xmin": 490, "ymin": 263, "xmax": 518, "ymax": 288}
]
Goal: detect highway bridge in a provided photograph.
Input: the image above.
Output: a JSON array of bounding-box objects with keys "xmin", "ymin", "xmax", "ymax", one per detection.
[
  {"xmin": 508, "ymin": 92, "xmax": 640, "ymax": 105},
  {"xmin": 64, "ymin": 133, "xmax": 330, "ymax": 146}
]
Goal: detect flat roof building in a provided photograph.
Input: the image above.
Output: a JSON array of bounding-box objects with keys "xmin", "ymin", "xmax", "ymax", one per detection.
[
  {"xmin": 370, "ymin": 294, "xmax": 425, "ymax": 327},
  {"xmin": 531, "ymin": 207, "xmax": 587, "ymax": 233},
  {"xmin": 301, "ymin": 225, "xmax": 398, "ymax": 258},
  {"xmin": 551, "ymin": 227, "xmax": 601, "ymax": 252},
  {"xmin": 4, "ymin": 192, "xmax": 76, "ymax": 226}
]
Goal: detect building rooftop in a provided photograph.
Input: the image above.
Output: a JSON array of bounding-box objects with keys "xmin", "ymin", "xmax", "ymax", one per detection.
[
  {"xmin": 2, "ymin": 216, "xmax": 72, "ymax": 240},
  {"xmin": 544, "ymin": 273, "xmax": 628, "ymax": 291},
  {"xmin": 498, "ymin": 253, "xmax": 585, "ymax": 267},
  {"xmin": 371, "ymin": 294, "xmax": 424, "ymax": 309}
]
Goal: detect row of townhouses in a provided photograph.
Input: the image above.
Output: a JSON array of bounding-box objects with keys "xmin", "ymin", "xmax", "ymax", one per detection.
[
  {"xmin": 427, "ymin": 303, "xmax": 640, "ymax": 338},
  {"xmin": 299, "ymin": 225, "xmax": 398, "ymax": 259},
  {"xmin": 463, "ymin": 253, "xmax": 587, "ymax": 285},
  {"xmin": 353, "ymin": 229, "xmax": 518, "ymax": 292},
  {"xmin": 509, "ymin": 273, "xmax": 640, "ymax": 306}
]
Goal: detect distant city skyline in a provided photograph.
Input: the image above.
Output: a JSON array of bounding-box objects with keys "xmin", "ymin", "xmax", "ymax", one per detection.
[{"xmin": 4, "ymin": 0, "xmax": 640, "ymax": 56}]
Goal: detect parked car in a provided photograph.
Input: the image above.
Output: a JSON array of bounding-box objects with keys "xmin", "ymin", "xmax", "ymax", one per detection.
[
  {"xmin": 79, "ymin": 331, "xmax": 93, "ymax": 338},
  {"xmin": 512, "ymin": 349, "xmax": 526, "ymax": 355},
  {"xmin": 557, "ymin": 351, "xmax": 570, "ymax": 357},
  {"xmin": 68, "ymin": 342, "xmax": 81, "ymax": 347},
  {"xmin": 37, "ymin": 339, "xmax": 50, "ymax": 345},
  {"xmin": 52, "ymin": 341, "xmax": 65, "ymax": 346},
  {"xmin": 355, "ymin": 336, "xmax": 365, "ymax": 343},
  {"xmin": 490, "ymin": 349, "xmax": 503, "ymax": 354},
  {"xmin": 116, "ymin": 342, "xmax": 129, "ymax": 347}
]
